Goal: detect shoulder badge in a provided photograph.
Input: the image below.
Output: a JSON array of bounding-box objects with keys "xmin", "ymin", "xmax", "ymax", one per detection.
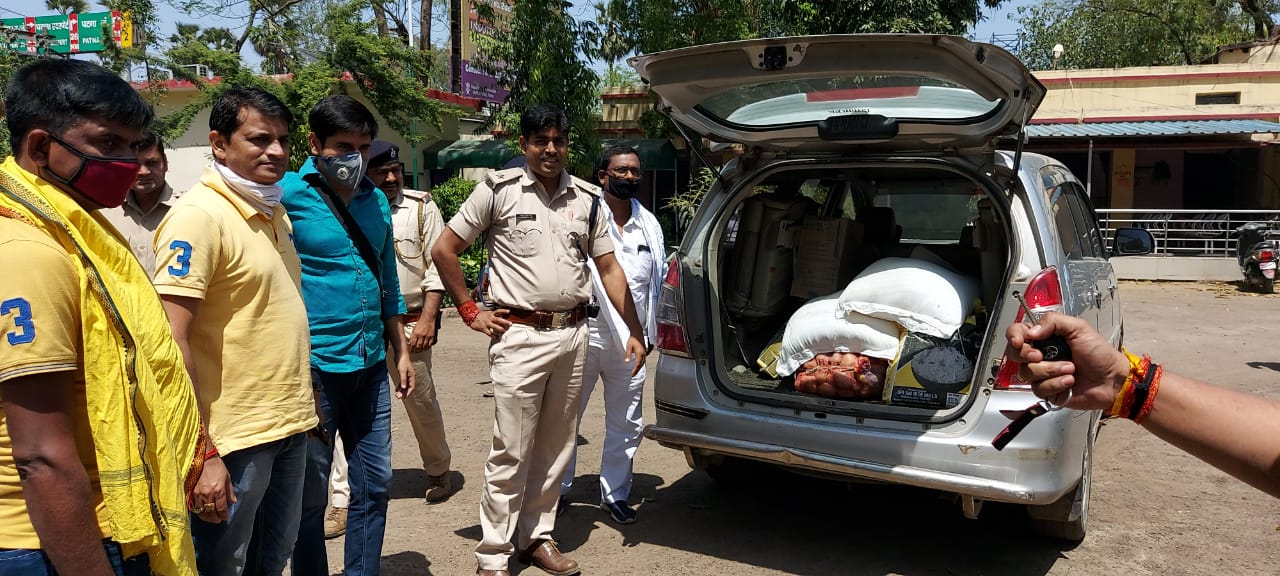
[
  {"xmin": 402, "ymin": 188, "xmax": 429, "ymax": 201},
  {"xmin": 484, "ymin": 167, "xmax": 523, "ymax": 188},
  {"xmin": 571, "ymin": 175, "xmax": 603, "ymax": 197}
]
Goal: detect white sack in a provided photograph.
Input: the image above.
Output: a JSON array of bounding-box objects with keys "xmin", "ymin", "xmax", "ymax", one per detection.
[
  {"xmin": 776, "ymin": 294, "xmax": 902, "ymax": 377},
  {"xmin": 836, "ymin": 257, "xmax": 979, "ymax": 339}
]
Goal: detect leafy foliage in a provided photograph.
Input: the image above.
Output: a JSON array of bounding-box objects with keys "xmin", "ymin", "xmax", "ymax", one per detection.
[
  {"xmin": 1016, "ymin": 0, "xmax": 1273, "ymax": 68},
  {"xmin": 475, "ymin": 0, "xmax": 601, "ymax": 177},
  {"xmin": 149, "ymin": 0, "xmax": 460, "ymax": 171},
  {"xmin": 667, "ymin": 166, "xmax": 717, "ymax": 227},
  {"xmin": 320, "ymin": 1, "xmax": 456, "ymax": 141},
  {"xmin": 0, "ymin": 50, "xmax": 19, "ymax": 159}
]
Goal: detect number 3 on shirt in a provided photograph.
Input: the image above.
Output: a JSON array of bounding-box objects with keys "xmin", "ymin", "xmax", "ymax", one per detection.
[
  {"xmin": 168, "ymin": 240, "xmax": 193, "ymax": 277},
  {"xmin": 2, "ymin": 298, "xmax": 35, "ymax": 346}
]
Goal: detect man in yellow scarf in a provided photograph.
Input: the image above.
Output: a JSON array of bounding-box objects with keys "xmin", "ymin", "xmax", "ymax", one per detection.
[{"xmin": 0, "ymin": 59, "xmax": 202, "ymax": 575}]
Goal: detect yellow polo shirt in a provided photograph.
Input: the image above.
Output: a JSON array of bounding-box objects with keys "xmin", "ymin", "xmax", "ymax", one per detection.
[
  {"xmin": 153, "ymin": 167, "xmax": 316, "ymax": 455},
  {"xmin": 0, "ymin": 218, "xmax": 113, "ymax": 548}
]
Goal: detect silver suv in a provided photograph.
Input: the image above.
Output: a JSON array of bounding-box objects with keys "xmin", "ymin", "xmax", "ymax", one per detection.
[{"xmin": 633, "ymin": 35, "xmax": 1154, "ymax": 541}]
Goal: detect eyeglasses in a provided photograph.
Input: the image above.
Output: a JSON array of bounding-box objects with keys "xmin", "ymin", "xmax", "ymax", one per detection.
[
  {"xmin": 608, "ymin": 167, "xmax": 642, "ymax": 178},
  {"xmin": 368, "ymin": 163, "xmax": 404, "ymax": 179}
]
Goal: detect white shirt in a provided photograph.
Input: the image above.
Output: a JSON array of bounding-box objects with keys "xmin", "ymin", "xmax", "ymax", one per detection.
[{"xmin": 589, "ymin": 212, "xmax": 658, "ymax": 347}]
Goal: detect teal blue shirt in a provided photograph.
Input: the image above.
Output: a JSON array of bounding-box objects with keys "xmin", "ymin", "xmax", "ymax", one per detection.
[{"xmin": 280, "ymin": 158, "xmax": 406, "ymax": 372}]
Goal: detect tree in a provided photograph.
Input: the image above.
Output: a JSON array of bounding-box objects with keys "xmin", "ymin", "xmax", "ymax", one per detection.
[
  {"xmin": 0, "ymin": 50, "xmax": 21, "ymax": 159},
  {"xmin": 1016, "ymin": 0, "xmax": 1270, "ymax": 69},
  {"xmin": 477, "ymin": 1, "xmax": 602, "ymax": 176},
  {"xmin": 164, "ymin": 24, "xmax": 246, "ymax": 77},
  {"xmin": 320, "ymin": 1, "xmax": 456, "ymax": 137},
  {"xmin": 143, "ymin": 0, "xmax": 461, "ymax": 175},
  {"xmin": 758, "ymin": 0, "xmax": 1004, "ymax": 36},
  {"xmin": 45, "ymin": 0, "xmax": 89, "ymax": 15}
]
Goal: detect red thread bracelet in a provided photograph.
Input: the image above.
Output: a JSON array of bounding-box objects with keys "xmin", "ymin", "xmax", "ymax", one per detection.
[
  {"xmin": 459, "ymin": 300, "xmax": 480, "ymax": 327},
  {"xmin": 205, "ymin": 445, "xmax": 219, "ymax": 460}
]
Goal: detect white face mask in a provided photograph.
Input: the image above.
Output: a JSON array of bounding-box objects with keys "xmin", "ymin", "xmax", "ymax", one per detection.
[
  {"xmin": 212, "ymin": 161, "xmax": 283, "ymax": 214},
  {"xmin": 316, "ymin": 151, "xmax": 365, "ymax": 190}
]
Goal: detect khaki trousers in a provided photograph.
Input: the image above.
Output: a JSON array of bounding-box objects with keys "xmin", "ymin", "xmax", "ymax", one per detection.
[
  {"xmin": 475, "ymin": 322, "xmax": 587, "ymax": 570},
  {"xmin": 390, "ymin": 322, "xmax": 452, "ymax": 476}
]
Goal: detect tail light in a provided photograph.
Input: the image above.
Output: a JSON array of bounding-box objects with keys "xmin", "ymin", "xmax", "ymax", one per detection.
[
  {"xmin": 995, "ymin": 267, "xmax": 1064, "ymax": 390},
  {"xmin": 655, "ymin": 258, "xmax": 691, "ymax": 357},
  {"xmin": 1261, "ymin": 249, "xmax": 1275, "ymax": 261}
]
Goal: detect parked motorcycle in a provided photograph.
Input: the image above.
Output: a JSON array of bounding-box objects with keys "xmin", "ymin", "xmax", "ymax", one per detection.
[{"xmin": 1233, "ymin": 222, "xmax": 1279, "ymax": 294}]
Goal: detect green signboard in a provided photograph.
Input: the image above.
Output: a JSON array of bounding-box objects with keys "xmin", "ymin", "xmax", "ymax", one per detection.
[{"xmin": 2, "ymin": 11, "xmax": 132, "ymax": 55}]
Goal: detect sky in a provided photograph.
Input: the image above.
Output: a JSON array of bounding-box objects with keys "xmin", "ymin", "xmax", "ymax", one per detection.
[{"xmin": 3, "ymin": 0, "xmax": 1035, "ymax": 76}]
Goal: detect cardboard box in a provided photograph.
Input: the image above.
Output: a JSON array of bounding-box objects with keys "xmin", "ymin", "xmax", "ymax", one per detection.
[{"xmin": 790, "ymin": 217, "xmax": 864, "ymax": 299}]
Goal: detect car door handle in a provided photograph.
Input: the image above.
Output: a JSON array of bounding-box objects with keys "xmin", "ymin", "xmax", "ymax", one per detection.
[{"xmin": 1094, "ymin": 291, "xmax": 1103, "ymax": 308}]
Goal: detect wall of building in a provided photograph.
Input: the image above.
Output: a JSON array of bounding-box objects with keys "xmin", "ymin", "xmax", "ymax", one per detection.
[{"xmin": 1033, "ymin": 63, "xmax": 1280, "ymax": 122}]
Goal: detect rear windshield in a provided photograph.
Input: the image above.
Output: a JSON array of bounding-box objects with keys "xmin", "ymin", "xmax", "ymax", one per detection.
[
  {"xmin": 698, "ymin": 75, "xmax": 1001, "ymax": 129},
  {"xmin": 875, "ymin": 193, "xmax": 979, "ymax": 243}
]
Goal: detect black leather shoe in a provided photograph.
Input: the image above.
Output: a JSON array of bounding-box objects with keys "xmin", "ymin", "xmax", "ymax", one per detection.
[{"xmin": 600, "ymin": 500, "xmax": 636, "ymax": 524}]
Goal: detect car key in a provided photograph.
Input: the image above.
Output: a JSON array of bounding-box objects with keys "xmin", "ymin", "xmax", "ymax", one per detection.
[
  {"xmin": 1011, "ymin": 291, "xmax": 1072, "ymax": 362},
  {"xmin": 992, "ymin": 292, "xmax": 1076, "ymax": 451}
]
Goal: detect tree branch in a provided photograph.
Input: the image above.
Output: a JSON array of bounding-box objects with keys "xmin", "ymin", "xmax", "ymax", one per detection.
[
  {"xmin": 233, "ymin": 0, "xmax": 306, "ymax": 53},
  {"xmin": 1094, "ymin": 1, "xmax": 1196, "ymax": 64}
]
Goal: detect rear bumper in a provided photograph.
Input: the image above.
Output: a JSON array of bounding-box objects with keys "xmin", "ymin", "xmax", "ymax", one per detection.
[
  {"xmin": 649, "ymin": 355, "xmax": 1090, "ymax": 505},
  {"xmin": 647, "ymin": 425, "xmax": 1045, "ymax": 502}
]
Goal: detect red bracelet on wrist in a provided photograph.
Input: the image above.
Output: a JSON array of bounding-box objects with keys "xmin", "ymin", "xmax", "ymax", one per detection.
[
  {"xmin": 459, "ymin": 300, "xmax": 480, "ymax": 326},
  {"xmin": 205, "ymin": 446, "xmax": 220, "ymax": 460}
]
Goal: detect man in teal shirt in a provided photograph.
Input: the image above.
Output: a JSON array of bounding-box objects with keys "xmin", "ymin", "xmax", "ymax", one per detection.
[{"xmin": 281, "ymin": 95, "xmax": 414, "ymax": 576}]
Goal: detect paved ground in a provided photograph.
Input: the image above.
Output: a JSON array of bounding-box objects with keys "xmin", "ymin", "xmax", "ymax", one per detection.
[{"xmin": 326, "ymin": 281, "xmax": 1280, "ymax": 575}]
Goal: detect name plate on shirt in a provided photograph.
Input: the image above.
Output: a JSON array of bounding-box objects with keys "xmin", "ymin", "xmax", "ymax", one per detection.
[
  {"xmin": 638, "ymin": 244, "xmax": 652, "ymax": 253},
  {"xmin": 516, "ymin": 214, "xmax": 537, "ymax": 222}
]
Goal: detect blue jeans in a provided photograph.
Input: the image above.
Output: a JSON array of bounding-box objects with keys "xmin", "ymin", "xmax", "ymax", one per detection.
[
  {"xmin": 293, "ymin": 364, "xmax": 392, "ymax": 576},
  {"xmin": 191, "ymin": 432, "xmax": 308, "ymax": 576},
  {"xmin": 0, "ymin": 539, "xmax": 148, "ymax": 575}
]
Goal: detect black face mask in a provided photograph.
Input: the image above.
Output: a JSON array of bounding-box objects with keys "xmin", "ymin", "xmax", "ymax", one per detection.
[{"xmin": 606, "ymin": 176, "xmax": 640, "ymax": 200}]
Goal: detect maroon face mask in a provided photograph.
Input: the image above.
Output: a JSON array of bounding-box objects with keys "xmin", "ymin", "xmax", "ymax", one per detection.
[{"xmin": 44, "ymin": 133, "xmax": 141, "ymax": 208}]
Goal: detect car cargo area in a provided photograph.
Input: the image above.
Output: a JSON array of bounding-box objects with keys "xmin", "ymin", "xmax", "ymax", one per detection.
[{"xmin": 708, "ymin": 162, "xmax": 1012, "ymax": 417}]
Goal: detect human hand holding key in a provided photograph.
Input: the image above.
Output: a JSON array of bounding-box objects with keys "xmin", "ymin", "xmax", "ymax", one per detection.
[
  {"xmin": 988, "ymin": 296, "xmax": 1080, "ymax": 450},
  {"xmin": 993, "ymin": 298, "xmax": 1123, "ymax": 450}
]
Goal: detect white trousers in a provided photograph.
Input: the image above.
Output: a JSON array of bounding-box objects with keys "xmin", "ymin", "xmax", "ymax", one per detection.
[
  {"xmin": 330, "ymin": 435, "xmax": 350, "ymax": 509},
  {"xmin": 561, "ymin": 333, "xmax": 647, "ymax": 504}
]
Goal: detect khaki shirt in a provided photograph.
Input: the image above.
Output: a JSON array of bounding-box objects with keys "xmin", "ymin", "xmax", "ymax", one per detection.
[
  {"xmin": 101, "ymin": 184, "xmax": 178, "ymax": 275},
  {"xmin": 390, "ymin": 188, "xmax": 446, "ymax": 312},
  {"xmin": 448, "ymin": 167, "xmax": 614, "ymax": 311}
]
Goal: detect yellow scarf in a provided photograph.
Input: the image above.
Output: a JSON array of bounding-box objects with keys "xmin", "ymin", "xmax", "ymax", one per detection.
[{"xmin": 0, "ymin": 158, "xmax": 201, "ymax": 575}]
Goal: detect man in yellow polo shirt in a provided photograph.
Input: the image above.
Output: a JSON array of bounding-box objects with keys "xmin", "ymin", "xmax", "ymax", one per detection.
[
  {"xmin": 0, "ymin": 59, "xmax": 202, "ymax": 576},
  {"xmin": 154, "ymin": 87, "xmax": 317, "ymax": 576}
]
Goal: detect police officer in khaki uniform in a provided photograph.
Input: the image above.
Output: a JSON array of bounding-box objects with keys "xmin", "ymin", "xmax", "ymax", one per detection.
[
  {"xmin": 325, "ymin": 140, "xmax": 459, "ymax": 536},
  {"xmin": 432, "ymin": 104, "xmax": 646, "ymax": 576},
  {"xmin": 101, "ymin": 128, "xmax": 179, "ymax": 275}
]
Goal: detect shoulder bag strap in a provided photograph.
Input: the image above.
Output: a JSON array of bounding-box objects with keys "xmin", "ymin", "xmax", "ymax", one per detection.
[{"xmin": 305, "ymin": 173, "xmax": 384, "ymax": 295}]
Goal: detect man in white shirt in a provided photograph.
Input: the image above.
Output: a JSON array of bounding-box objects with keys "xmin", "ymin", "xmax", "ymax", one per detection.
[
  {"xmin": 560, "ymin": 144, "xmax": 665, "ymax": 524},
  {"xmin": 101, "ymin": 129, "xmax": 178, "ymax": 274}
]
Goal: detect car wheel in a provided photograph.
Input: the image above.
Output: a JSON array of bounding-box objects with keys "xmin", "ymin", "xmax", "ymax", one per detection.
[{"xmin": 1027, "ymin": 421, "xmax": 1093, "ymax": 543}]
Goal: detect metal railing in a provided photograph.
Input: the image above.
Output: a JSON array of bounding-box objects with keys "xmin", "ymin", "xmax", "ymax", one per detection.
[{"xmin": 1096, "ymin": 209, "xmax": 1280, "ymax": 257}]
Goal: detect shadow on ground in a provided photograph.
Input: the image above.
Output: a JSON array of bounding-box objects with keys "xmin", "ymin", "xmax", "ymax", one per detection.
[
  {"xmin": 389, "ymin": 468, "xmax": 465, "ymax": 501},
  {"xmin": 543, "ymin": 464, "xmax": 1074, "ymax": 576},
  {"xmin": 1246, "ymin": 361, "xmax": 1280, "ymax": 372},
  {"xmin": 378, "ymin": 550, "xmax": 432, "ymax": 575}
]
